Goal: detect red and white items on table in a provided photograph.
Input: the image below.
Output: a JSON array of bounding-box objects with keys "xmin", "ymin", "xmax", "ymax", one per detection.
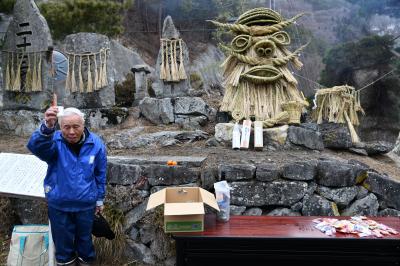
[{"xmin": 313, "ymin": 216, "xmax": 399, "ymax": 238}]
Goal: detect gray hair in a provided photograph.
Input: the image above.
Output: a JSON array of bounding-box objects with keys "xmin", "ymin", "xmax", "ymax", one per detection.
[{"xmin": 58, "ymin": 107, "xmax": 85, "ymax": 124}]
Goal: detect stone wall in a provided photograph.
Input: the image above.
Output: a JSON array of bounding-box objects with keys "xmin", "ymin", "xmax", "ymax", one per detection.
[
  {"xmin": 9, "ymin": 154, "xmax": 400, "ymax": 265},
  {"xmin": 104, "ymin": 155, "xmax": 400, "ymax": 264}
]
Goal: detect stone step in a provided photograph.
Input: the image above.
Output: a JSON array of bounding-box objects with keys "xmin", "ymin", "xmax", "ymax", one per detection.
[{"xmin": 108, "ymin": 155, "xmax": 206, "ymax": 168}]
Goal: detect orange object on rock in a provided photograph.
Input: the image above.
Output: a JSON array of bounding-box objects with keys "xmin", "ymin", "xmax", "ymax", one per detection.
[{"xmin": 167, "ymin": 160, "xmax": 177, "ymax": 166}]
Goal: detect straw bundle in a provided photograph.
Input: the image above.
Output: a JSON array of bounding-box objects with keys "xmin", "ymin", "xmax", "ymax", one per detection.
[
  {"xmin": 3, "ymin": 51, "xmax": 44, "ymax": 92},
  {"xmin": 5, "ymin": 53, "xmax": 11, "ymax": 91},
  {"xmin": 170, "ymin": 40, "xmax": 179, "ymax": 81},
  {"xmin": 87, "ymin": 55, "xmax": 93, "ymax": 92},
  {"xmin": 78, "ymin": 56, "xmax": 84, "ymax": 93},
  {"xmin": 159, "ymin": 38, "xmax": 187, "ymax": 82},
  {"xmin": 281, "ymin": 101, "xmax": 303, "ymax": 124},
  {"xmin": 178, "ymin": 39, "xmax": 187, "ymax": 80},
  {"xmin": 160, "ymin": 39, "xmax": 167, "ymax": 80},
  {"xmin": 313, "ymin": 85, "xmax": 364, "ymax": 126}
]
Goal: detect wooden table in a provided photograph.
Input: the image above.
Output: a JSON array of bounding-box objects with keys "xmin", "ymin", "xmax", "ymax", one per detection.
[{"xmin": 173, "ymin": 215, "xmax": 400, "ymax": 266}]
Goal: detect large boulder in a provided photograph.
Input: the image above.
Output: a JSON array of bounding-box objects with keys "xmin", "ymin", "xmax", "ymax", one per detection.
[
  {"xmin": 362, "ymin": 141, "xmax": 394, "ymax": 155},
  {"xmin": 256, "ymin": 163, "xmax": 281, "ymax": 182},
  {"xmin": 174, "ymin": 97, "xmax": 216, "ymax": 129},
  {"xmin": 316, "ymin": 160, "xmax": 358, "ymax": 187},
  {"xmin": 139, "ymin": 97, "xmax": 174, "ymax": 124},
  {"xmin": 214, "ymin": 123, "xmax": 235, "ymax": 144},
  {"xmin": 282, "ymin": 160, "xmax": 318, "ymax": 181},
  {"xmin": 302, "ymin": 194, "xmax": 339, "ymax": 216},
  {"xmin": 174, "ymin": 97, "xmax": 215, "ymax": 119},
  {"xmin": 0, "ymin": 110, "xmax": 41, "ymax": 136},
  {"xmin": 110, "ymin": 39, "xmax": 149, "ymax": 84},
  {"xmin": 318, "ymin": 123, "xmax": 352, "ymax": 149},
  {"xmin": 315, "ymin": 186, "xmax": 358, "ymax": 209},
  {"xmin": 219, "ymin": 164, "xmax": 256, "ymax": 181},
  {"xmin": 230, "ymin": 181, "xmax": 308, "ymax": 207},
  {"xmin": 188, "ymin": 44, "xmax": 224, "ymax": 93},
  {"xmin": 363, "ymin": 171, "xmax": 400, "ymax": 210},
  {"xmin": 264, "ymin": 125, "xmax": 288, "ymax": 147},
  {"xmin": 341, "ymin": 193, "xmax": 379, "ymax": 216},
  {"xmin": 393, "ymin": 133, "xmax": 400, "ymax": 156},
  {"xmin": 143, "ymin": 165, "xmax": 200, "ymax": 186},
  {"xmin": 288, "ymin": 126, "xmax": 324, "ymax": 150}
]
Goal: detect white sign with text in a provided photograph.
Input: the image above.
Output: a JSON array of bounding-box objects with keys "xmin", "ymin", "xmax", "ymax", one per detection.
[{"xmin": 0, "ymin": 153, "xmax": 47, "ymax": 199}]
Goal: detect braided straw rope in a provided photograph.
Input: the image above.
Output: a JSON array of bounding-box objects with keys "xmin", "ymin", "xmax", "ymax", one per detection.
[
  {"xmin": 262, "ymin": 111, "xmax": 289, "ymax": 127},
  {"xmin": 208, "ymin": 13, "xmax": 304, "ymax": 35}
]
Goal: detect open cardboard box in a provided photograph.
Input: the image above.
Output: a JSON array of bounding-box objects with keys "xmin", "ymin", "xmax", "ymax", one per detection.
[{"xmin": 146, "ymin": 187, "xmax": 220, "ymax": 232}]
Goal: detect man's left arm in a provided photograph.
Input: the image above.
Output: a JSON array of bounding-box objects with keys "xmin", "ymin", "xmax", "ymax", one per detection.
[{"xmin": 94, "ymin": 144, "xmax": 107, "ymax": 213}]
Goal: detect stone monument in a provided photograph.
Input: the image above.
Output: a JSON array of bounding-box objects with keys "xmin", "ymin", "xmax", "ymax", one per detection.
[
  {"xmin": 62, "ymin": 32, "xmax": 115, "ymax": 108},
  {"xmin": 1, "ymin": 0, "xmax": 53, "ymax": 110},
  {"xmin": 153, "ymin": 16, "xmax": 191, "ymax": 98}
]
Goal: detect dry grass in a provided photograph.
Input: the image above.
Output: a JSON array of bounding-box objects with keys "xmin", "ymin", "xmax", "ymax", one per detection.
[{"xmin": 94, "ymin": 206, "xmax": 126, "ymax": 265}]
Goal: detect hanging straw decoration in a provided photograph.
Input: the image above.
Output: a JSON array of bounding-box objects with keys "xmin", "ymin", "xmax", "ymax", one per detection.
[
  {"xmin": 96, "ymin": 52, "xmax": 102, "ymax": 90},
  {"xmin": 100, "ymin": 48, "xmax": 108, "ymax": 88},
  {"xmin": 78, "ymin": 55, "xmax": 84, "ymax": 93},
  {"xmin": 164, "ymin": 40, "xmax": 172, "ymax": 81},
  {"xmin": 64, "ymin": 48, "xmax": 109, "ymax": 93},
  {"xmin": 86, "ymin": 55, "xmax": 93, "ymax": 92},
  {"xmin": 5, "ymin": 52, "xmax": 11, "ymax": 91},
  {"xmin": 64, "ymin": 52, "xmax": 71, "ymax": 93},
  {"xmin": 312, "ymin": 85, "xmax": 364, "ymax": 126},
  {"xmin": 25, "ymin": 54, "xmax": 32, "ymax": 92},
  {"xmin": 31, "ymin": 53, "xmax": 38, "ymax": 91},
  {"xmin": 312, "ymin": 85, "xmax": 365, "ymax": 144},
  {"xmin": 35, "ymin": 53, "xmax": 42, "ymax": 92},
  {"xmin": 170, "ymin": 40, "xmax": 179, "ymax": 81},
  {"xmin": 12, "ymin": 52, "xmax": 25, "ymax": 91},
  {"xmin": 10, "ymin": 53, "xmax": 15, "ymax": 91},
  {"xmin": 70, "ymin": 55, "xmax": 77, "ymax": 92},
  {"xmin": 159, "ymin": 39, "xmax": 167, "ymax": 80},
  {"xmin": 93, "ymin": 53, "xmax": 98, "ymax": 91},
  {"xmin": 178, "ymin": 39, "xmax": 187, "ymax": 80}
]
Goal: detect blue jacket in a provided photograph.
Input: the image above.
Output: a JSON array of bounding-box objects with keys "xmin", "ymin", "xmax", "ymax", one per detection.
[{"xmin": 27, "ymin": 126, "xmax": 107, "ymax": 212}]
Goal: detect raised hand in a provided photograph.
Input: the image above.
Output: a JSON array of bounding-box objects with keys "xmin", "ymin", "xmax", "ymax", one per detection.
[{"xmin": 44, "ymin": 106, "xmax": 59, "ymax": 128}]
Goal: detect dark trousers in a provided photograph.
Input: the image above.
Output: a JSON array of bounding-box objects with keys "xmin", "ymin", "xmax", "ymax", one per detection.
[{"xmin": 48, "ymin": 206, "xmax": 96, "ymax": 264}]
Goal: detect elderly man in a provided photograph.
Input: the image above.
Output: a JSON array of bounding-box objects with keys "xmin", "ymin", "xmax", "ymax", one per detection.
[{"xmin": 27, "ymin": 106, "xmax": 107, "ymax": 266}]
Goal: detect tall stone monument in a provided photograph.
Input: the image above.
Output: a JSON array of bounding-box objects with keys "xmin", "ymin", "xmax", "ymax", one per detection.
[
  {"xmin": 62, "ymin": 32, "xmax": 115, "ymax": 108},
  {"xmin": 153, "ymin": 16, "xmax": 191, "ymax": 98},
  {"xmin": 1, "ymin": 0, "xmax": 53, "ymax": 110}
]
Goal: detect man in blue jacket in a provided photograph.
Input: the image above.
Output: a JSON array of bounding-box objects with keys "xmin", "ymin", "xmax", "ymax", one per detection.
[{"xmin": 27, "ymin": 106, "xmax": 107, "ymax": 266}]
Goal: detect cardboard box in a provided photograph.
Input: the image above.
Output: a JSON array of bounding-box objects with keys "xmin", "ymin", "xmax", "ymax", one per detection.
[{"xmin": 146, "ymin": 187, "xmax": 220, "ymax": 233}]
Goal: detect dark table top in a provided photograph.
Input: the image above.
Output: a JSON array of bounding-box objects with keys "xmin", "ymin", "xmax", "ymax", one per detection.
[{"xmin": 173, "ymin": 215, "xmax": 400, "ymax": 240}]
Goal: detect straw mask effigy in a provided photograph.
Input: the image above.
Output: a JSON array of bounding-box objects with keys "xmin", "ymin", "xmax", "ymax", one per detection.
[{"xmin": 209, "ymin": 8, "xmax": 308, "ymax": 124}]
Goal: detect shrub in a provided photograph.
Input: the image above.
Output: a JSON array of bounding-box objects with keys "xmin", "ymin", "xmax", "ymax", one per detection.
[
  {"xmin": 0, "ymin": 0, "xmax": 16, "ymax": 14},
  {"xmin": 39, "ymin": 0, "xmax": 126, "ymax": 40}
]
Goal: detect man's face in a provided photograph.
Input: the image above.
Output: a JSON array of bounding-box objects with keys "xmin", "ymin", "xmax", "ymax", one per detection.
[{"xmin": 61, "ymin": 114, "xmax": 84, "ymax": 144}]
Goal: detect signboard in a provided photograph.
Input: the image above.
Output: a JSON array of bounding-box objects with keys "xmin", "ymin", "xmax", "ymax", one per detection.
[{"xmin": 0, "ymin": 153, "xmax": 47, "ymax": 199}]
